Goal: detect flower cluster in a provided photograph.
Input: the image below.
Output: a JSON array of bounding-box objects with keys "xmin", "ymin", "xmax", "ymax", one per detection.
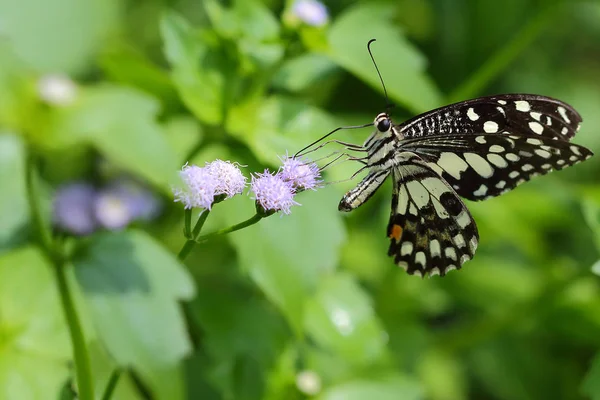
[
  {"xmin": 53, "ymin": 179, "xmax": 160, "ymax": 235},
  {"xmin": 173, "ymin": 156, "xmax": 321, "ymax": 216},
  {"xmin": 251, "ymin": 155, "xmax": 322, "ymax": 215},
  {"xmin": 173, "ymin": 160, "xmax": 247, "ymax": 210}
]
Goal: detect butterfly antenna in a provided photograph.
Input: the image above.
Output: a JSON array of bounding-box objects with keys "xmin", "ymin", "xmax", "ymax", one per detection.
[
  {"xmin": 367, "ymin": 39, "xmax": 395, "ymax": 112},
  {"xmin": 293, "ymin": 123, "xmax": 371, "ymax": 158}
]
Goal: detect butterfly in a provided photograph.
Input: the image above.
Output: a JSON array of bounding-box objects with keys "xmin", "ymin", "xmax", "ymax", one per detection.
[{"xmin": 338, "ymin": 94, "xmax": 593, "ymax": 277}]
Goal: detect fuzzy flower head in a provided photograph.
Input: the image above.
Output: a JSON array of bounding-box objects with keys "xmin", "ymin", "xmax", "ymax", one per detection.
[
  {"xmin": 173, "ymin": 165, "xmax": 218, "ymax": 210},
  {"xmin": 205, "ymin": 160, "xmax": 247, "ymax": 198},
  {"xmin": 251, "ymin": 170, "xmax": 299, "ymax": 215},
  {"xmin": 280, "ymin": 155, "xmax": 322, "ymax": 191},
  {"xmin": 53, "ymin": 182, "xmax": 97, "ymax": 235},
  {"xmin": 291, "ymin": 0, "xmax": 329, "ymax": 27}
]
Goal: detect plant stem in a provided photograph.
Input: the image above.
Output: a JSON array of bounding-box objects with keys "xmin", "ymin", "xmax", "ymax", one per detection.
[
  {"xmin": 100, "ymin": 368, "xmax": 122, "ymax": 400},
  {"xmin": 183, "ymin": 209, "xmax": 192, "ymax": 238},
  {"xmin": 178, "ymin": 209, "xmax": 211, "ymax": 261},
  {"xmin": 26, "ymin": 153, "xmax": 94, "ymax": 400},
  {"xmin": 448, "ymin": 6, "xmax": 557, "ymax": 103},
  {"xmin": 192, "ymin": 209, "xmax": 211, "ymax": 238},
  {"xmin": 196, "ymin": 213, "xmax": 262, "ymax": 243},
  {"xmin": 54, "ymin": 260, "xmax": 95, "ymax": 400}
]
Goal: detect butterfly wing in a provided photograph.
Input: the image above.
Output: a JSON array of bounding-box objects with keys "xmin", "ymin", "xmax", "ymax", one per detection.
[
  {"xmin": 387, "ymin": 154, "xmax": 478, "ymax": 276},
  {"xmin": 400, "ymin": 133, "xmax": 593, "ymax": 201},
  {"xmin": 397, "ymin": 94, "xmax": 582, "ymax": 141}
]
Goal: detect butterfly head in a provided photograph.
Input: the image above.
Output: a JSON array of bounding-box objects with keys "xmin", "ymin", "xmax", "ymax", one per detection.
[{"xmin": 375, "ymin": 113, "xmax": 392, "ymax": 133}]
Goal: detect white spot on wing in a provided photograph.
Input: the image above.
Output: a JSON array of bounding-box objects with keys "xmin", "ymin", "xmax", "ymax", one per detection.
[
  {"xmin": 415, "ymin": 251, "xmax": 426, "ymax": 267},
  {"xmin": 497, "ymin": 99, "xmax": 507, "ymax": 105},
  {"xmin": 430, "ymin": 239, "xmax": 441, "ymax": 258},
  {"xmin": 522, "ymin": 164, "xmax": 534, "ymax": 172},
  {"xmin": 496, "ymin": 180, "xmax": 506, "ymax": 189},
  {"xmin": 467, "ymin": 107, "xmax": 479, "ymax": 121},
  {"xmin": 397, "ymin": 185, "xmax": 409, "ymax": 214},
  {"xmin": 515, "ymin": 100, "xmax": 530, "ymax": 112},
  {"xmin": 489, "ymin": 145, "xmax": 505, "ymax": 153},
  {"xmin": 534, "ymin": 149, "xmax": 551, "ymax": 159},
  {"xmin": 483, "ymin": 121, "xmax": 499, "ymax": 133},
  {"xmin": 529, "ymin": 121, "xmax": 544, "ymax": 134},
  {"xmin": 505, "ymin": 153, "xmax": 519, "ymax": 162},
  {"xmin": 464, "ymin": 153, "xmax": 494, "ymax": 178},
  {"xmin": 406, "ymin": 181, "xmax": 430, "ymax": 209},
  {"xmin": 570, "ymin": 145, "xmax": 581, "ymax": 156},
  {"xmin": 509, "ymin": 170, "xmax": 520, "ymax": 178},
  {"xmin": 475, "ymin": 136, "xmax": 486, "ymax": 144},
  {"xmin": 445, "ymin": 247, "xmax": 457, "ymax": 261},
  {"xmin": 401, "ymin": 241, "xmax": 413, "ymax": 256},
  {"xmin": 558, "ymin": 106, "xmax": 571, "ymax": 123},
  {"xmin": 437, "ymin": 152, "xmax": 469, "ymax": 180},
  {"xmin": 453, "ymin": 234, "xmax": 466, "ymax": 248},
  {"xmin": 487, "ymin": 154, "xmax": 508, "ymax": 168},
  {"xmin": 473, "ymin": 184, "xmax": 488, "ymax": 197},
  {"xmin": 526, "ymin": 138, "xmax": 542, "ymax": 145},
  {"xmin": 530, "ymin": 111, "xmax": 542, "ymax": 121}
]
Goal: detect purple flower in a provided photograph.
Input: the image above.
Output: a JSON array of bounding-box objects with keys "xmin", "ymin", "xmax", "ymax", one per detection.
[
  {"xmin": 292, "ymin": 0, "xmax": 328, "ymax": 27},
  {"xmin": 280, "ymin": 155, "xmax": 322, "ymax": 191},
  {"xmin": 251, "ymin": 170, "xmax": 299, "ymax": 215},
  {"xmin": 173, "ymin": 164, "xmax": 218, "ymax": 209},
  {"xmin": 53, "ymin": 182, "xmax": 97, "ymax": 235},
  {"xmin": 205, "ymin": 160, "xmax": 247, "ymax": 198},
  {"xmin": 94, "ymin": 180, "xmax": 161, "ymax": 229}
]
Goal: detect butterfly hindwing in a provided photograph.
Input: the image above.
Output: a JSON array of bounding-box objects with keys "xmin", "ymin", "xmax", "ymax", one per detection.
[
  {"xmin": 398, "ymin": 94, "xmax": 582, "ymax": 141},
  {"xmin": 400, "ymin": 133, "xmax": 593, "ymax": 201},
  {"xmin": 387, "ymin": 155, "xmax": 478, "ymax": 277}
]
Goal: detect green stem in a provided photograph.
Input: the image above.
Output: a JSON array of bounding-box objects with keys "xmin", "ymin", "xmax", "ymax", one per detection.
[
  {"xmin": 26, "ymin": 153, "xmax": 94, "ymax": 400},
  {"xmin": 183, "ymin": 209, "xmax": 192, "ymax": 239},
  {"xmin": 196, "ymin": 213, "xmax": 262, "ymax": 243},
  {"xmin": 54, "ymin": 262, "xmax": 95, "ymax": 400},
  {"xmin": 100, "ymin": 368, "xmax": 122, "ymax": 400},
  {"xmin": 25, "ymin": 154, "xmax": 53, "ymax": 255},
  {"xmin": 448, "ymin": 6, "xmax": 557, "ymax": 103},
  {"xmin": 177, "ymin": 209, "xmax": 211, "ymax": 261},
  {"xmin": 192, "ymin": 209, "xmax": 211, "ymax": 239}
]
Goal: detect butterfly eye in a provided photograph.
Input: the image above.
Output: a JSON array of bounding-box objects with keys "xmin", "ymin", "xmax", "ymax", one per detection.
[{"xmin": 377, "ymin": 118, "xmax": 391, "ymax": 132}]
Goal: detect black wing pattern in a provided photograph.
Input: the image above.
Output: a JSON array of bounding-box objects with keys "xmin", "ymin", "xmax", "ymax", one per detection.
[
  {"xmin": 397, "ymin": 94, "xmax": 582, "ymax": 141},
  {"xmin": 400, "ymin": 133, "xmax": 593, "ymax": 201},
  {"xmin": 387, "ymin": 153, "xmax": 478, "ymax": 277}
]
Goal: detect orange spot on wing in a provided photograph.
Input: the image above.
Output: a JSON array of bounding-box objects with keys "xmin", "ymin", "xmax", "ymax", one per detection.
[{"xmin": 389, "ymin": 224, "xmax": 403, "ymax": 241}]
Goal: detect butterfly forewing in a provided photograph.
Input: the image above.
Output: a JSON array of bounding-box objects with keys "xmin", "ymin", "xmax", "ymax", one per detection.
[
  {"xmin": 401, "ymin": 133, "xmax": 593, "ymax": 201},
  {"xmin": 387, "ymin": 154, "xmax": 478, "ymax": 277},
  {"xmin": 398, "ymin": 94, "xmax": 582, "ymax": 141}
]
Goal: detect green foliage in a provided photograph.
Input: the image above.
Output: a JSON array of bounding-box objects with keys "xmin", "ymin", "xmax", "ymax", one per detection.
[{"xmin": 1, "ymin": 0, "xmax": 600, "ymax": 399}]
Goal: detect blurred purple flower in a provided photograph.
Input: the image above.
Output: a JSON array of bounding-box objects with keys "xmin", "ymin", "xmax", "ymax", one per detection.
[
  {"xmin": 251, "ymin": 170, "xmax": 299, "ymax": 215},
  {"xmin": 53, "ymin": 182, "xmax": 97, "ymax": 235},
  {"xmin": 292, "ymin": 0, "xmax": 328, "ymax": 27},
  {"xmin": 173, "ymin": 164, "xmax": 218, "ymax": 209},
  {"xmin": 205, "ymin": 160, "xmax": 247, "ymax": 198},
  {"xmin": 94, "ymin": 180, "xmax": 161, "ymax": 229},
  {"xmin": 280, "ymin": 155, "xmax": 322, "ymax": 191}
]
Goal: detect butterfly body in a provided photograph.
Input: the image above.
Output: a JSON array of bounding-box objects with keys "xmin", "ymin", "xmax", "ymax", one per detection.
[{"xmin": 339, "ymin": 94, "xmax": 593, "ymax": 277}]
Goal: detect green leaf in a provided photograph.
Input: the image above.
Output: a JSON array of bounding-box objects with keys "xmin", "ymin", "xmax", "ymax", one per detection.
[
  {"xmin": 316, "ymin": 375, "xmax": 423, "ymax": 400},
  {"xmin": 222, "ymin": 187, "xmax": 345, "ymax": 334},
  {"xmin": 0, "ymin": 0, "xmax": 121, "ymax": 74},
  {"xmin": 0, "ymin": 134, "xmax": 29, "ymax": 253},
  {"xmin": 272, "ymin": 53, "xmax": 340, "ymax": 93},
  {"xmin": 0, "ymin": 247, "xmax": 70, "ymax": 399},
  {"xmin": 582, "ymin": 352, "xmax": 600, "ymax": 400},
  {"xmin": 160, "ymin": 12, "xmax": 223, "ymax": 125},
  {"xmin": 304, "ymin": 273, "xmax": 388, "ymax": 366},
  {"xmin": 44, "ymin": 85, "xmax": 179, "ymax": 191},
  {"xmin": 190, "ymin": 280, "xmax": 289, "ymax": 399},
  {"xmin": 73, "ymin": 229, "xmax": 195, "ymax": 398},
  {"xmin": 228, "ymin": 95, "xmax": 340, "ymax": 165},
  {"xmin": 327, "ymin": 3, "xmax": 443, "ymax": 113}
]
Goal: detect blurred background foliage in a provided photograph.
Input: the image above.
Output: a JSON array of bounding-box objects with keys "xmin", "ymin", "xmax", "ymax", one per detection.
[{"xmin": 1, "ymin": 0, "xmax": 600, "ymax": 399}]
